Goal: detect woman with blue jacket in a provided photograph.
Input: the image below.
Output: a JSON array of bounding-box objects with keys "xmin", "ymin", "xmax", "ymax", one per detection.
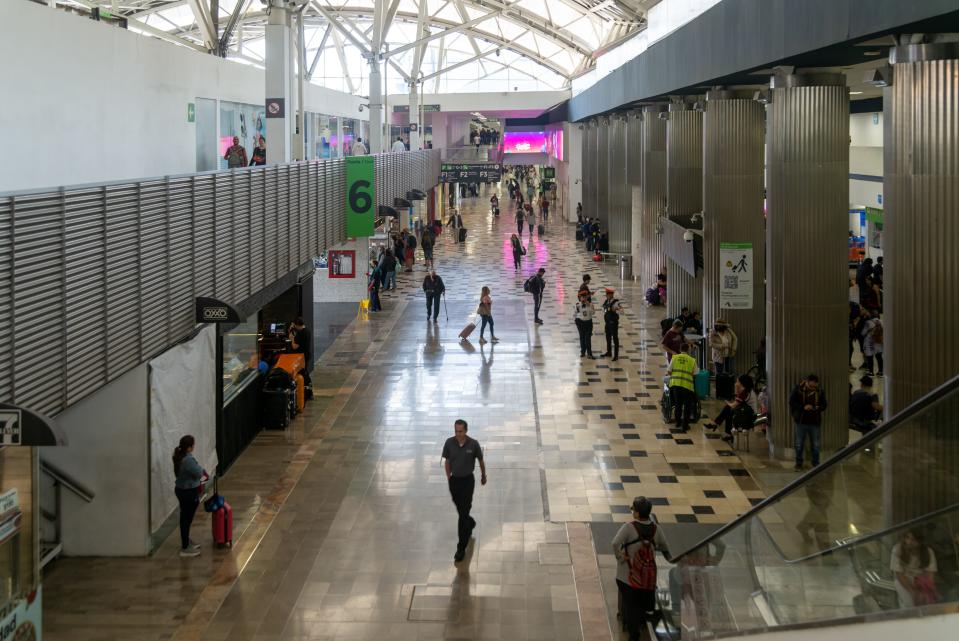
[{"xmin": 172, "ymin": 435, "xmax": 207, "ymax": 557}]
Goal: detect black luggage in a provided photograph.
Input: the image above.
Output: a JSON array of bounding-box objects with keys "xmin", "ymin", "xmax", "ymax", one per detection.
[
  {"xmin": 716, "ymin": 372, "xmax": 736, "ymax": 400},
  {"xmin": 261, "ymin": 389, "xmax": 291, "ymax": 429},
  {"xmin": 459, "ymin": 227, "xmax": 468, "ymax": 242},
  {"xmin": 538, "ymin": 224, "xmax": 545, "ymax": 235}
]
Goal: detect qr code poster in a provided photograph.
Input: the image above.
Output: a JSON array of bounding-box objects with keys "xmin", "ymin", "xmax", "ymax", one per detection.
[{"xmin": 719, "ymin": 243, "xmax": 753, "ymax": 309}]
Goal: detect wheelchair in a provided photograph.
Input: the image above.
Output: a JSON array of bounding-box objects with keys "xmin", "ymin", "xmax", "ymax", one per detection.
[{"xmin": 660, "ymin": 376, "xmax": 702, "ymax": 424}]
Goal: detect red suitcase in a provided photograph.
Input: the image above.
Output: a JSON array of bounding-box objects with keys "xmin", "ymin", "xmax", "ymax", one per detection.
[{"xmin": 212, "ymin": 501, "xmax": 233, "ymax": 548}]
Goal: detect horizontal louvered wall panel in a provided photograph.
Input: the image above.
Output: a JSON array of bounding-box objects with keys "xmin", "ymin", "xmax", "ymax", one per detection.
[{"xmin": 0, "ymin": 150, "xmax": 440, "ymax": 414}]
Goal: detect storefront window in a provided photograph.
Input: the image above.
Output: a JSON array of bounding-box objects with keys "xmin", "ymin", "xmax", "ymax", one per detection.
[
  {"xmin": 342, "ymin": 118, "xmax": 357, "ymax": 155},
  {"xmin": 0, "ymin": 447, "xmax": 36, "ymax": 611},
  {"xmin": 308, "ymin": 113, "xmax": 336, "ymax": 159},
  {"xmin": 222, "ymin": 315, "xmax": 260, "ymax": 403},
  {"xmin": 219, "ymin": 101, "xmax": 267, "ymax": 170}
]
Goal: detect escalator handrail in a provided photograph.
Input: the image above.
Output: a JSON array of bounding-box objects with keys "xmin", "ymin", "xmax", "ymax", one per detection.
[{"xmin": 667, "ymin": 372, "xmax": 959, "ymax": 563}]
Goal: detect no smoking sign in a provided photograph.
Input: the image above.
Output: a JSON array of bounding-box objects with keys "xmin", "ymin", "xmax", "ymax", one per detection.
[{"xmin": 266, "ymin": 98, "xmax": 285, "ymax": 118}]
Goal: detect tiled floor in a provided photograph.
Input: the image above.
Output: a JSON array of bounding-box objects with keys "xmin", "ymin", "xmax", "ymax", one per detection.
[{"xmin": 42, "ymin": 185, "xmax": 785, "ymax": 641}]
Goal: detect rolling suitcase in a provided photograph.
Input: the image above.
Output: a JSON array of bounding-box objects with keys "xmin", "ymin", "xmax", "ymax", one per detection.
[
  {"xmin": 695, "ymin": 369, "xmax": 710, "ymax": 399},
  {"xmin": 294, "ymin": 373, "xmax": 306, "ymax": 412},
  {"xmin": 459, "ymin": 227, "xmax": 468, "ymax": 242},
  {"xmin": 261, "ymin": 389, "xmax": 291, "ymax": 429},
  {"xmin": 204, "ymin": 479, "xmax": 233, "ymax": 548},
  {"xmin": 459, "ymin": 322, "xmax": 476, "ymax": 339},
  {"xmin": 538, "ymin": 224, "xmax": 545, "ymax": 235},
  {"xmin": 716, "ymin": 372, "xmax": 735, "ymax": 400}
]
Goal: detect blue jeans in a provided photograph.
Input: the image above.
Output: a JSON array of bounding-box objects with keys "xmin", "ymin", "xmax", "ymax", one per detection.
[
  {"xmin": 386, "ymin": 270, "xmax": 396, "ymax": 290},
  {"xmin": 794, "ymin": 423, "xmax": 821, "ymax": 467}
]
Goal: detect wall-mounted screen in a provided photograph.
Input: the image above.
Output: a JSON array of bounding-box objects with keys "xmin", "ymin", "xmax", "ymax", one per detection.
[{"xmin": 503, "ymin": 131, "xmax": 548, "ymax": 154}]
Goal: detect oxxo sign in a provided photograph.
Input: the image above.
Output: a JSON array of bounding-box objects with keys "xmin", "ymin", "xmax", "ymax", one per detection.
[
  {"xmin": 345, "ymin": 156, "xmax": 375, "ymax": 237},
  {"xmin": 195, "ymin": 297, "xmax": 242, "ymax": 324}
]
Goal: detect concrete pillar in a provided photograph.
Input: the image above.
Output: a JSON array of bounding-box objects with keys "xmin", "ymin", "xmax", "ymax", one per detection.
[
  {"xmin": 596, "ymin": 117, "xmax": 610, "ymax": 231},
  {"xmin": 665, "ymin": 101, "xmax": 704, "ymax": 319},
  {"xmin": 567, "ymin": 123, "xmax": 583, "ymax": 224},
  {"xmin": 637, "ymin": 106, "xmax": 667, "ymax": 287},
  {"xmin": 884, "ymin": 42, "xmax": 959, "ymax": 520},
  {"xmin": 702, "ymin": 90, "xmax": 766, "ymax": 367},
  {"xmin": 628, "ymin": 112, "xmax": 643, "ymax": 277},
  {"xmin": 766, "ymin": 72, "xmax": 849, "ymax": 458},
  {"xmin": 265, "ymin": 3, "xmax": 293, "ymax": 164},
  {"xmin": 583, "ymin": 121, "xmax": 598, "ymax": 220},
  {"xmin": 368, "ymin": 58, "xmax": 383, "ymax": 154},
  {"xmin": 607, "ymin": 115, "xmax": 630, "ymax": 255},
  {"xmin": 409, "ymin": 82, "xmax": 420, "ymax": 151},
  {"xmin": 294, "ymin": 9, "xmax": 306, "ymax": 161}
]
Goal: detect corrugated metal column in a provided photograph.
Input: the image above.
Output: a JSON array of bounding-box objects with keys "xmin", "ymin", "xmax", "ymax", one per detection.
[
  {"xmin": 885, "ymin": 43, "xmax": 959, "ymax": 520},
  {"xmin": 583, "ymin": 121, "xmax": 598, "ymax": 222},
  {"xmin": 766, "ymin": 73, "xmax": 849, "ymax": 458},
  {"xmin": 637, "ymin": 105, "xmax": 667, "ymax": 286},
  {"xmin": 596, "ymin": 117, "xmax": 610, "ymax": 230},
  {"xmin": 608, "ymin": 115, "xmax": 629, "ymax": 254},
  {"xmin": 703, "ymin": 90, "xmax": 766, "ymax": 367},
  {"xmin": 665, "ymin": 101, "xmax": 703, "ymax": 318},
  {"xmin": 628, "ymin": 111, "xmax": 643, "ymax": 278}
]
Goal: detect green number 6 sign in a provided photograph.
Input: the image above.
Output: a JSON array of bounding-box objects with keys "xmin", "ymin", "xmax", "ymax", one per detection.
[{"xmin": 345, "ymin": 156, "xmax": 375, "ymax": 237}]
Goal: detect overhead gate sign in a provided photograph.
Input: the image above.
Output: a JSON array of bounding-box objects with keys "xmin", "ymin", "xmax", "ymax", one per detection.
[
  {"xmin": 440, "ymin": 163, "xmax": 502, "ymax": 183},
  {"xmin": 719, "ymin": 242, "xmax": 753, "ymax": 309}
]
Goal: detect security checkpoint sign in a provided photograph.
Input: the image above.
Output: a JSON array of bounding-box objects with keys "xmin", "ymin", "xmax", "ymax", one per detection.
[
  {"xmin": 345, "ymin": 155, "xmax": 375, "ymax": 237},
  {"xmin": 719, "ymin": 242, "xmax": 753, "ymax": 310}
]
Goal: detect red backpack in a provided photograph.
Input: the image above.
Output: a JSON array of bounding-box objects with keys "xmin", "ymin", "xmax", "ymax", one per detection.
[{"xmin": 626, "ymin": 522, "xmax": 658, "ymax": 590}]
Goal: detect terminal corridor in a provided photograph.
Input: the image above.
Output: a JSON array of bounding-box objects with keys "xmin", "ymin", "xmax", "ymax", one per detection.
[{"xmin": 44, "ymin": 187, "xmax": 769, "ymax": 641}]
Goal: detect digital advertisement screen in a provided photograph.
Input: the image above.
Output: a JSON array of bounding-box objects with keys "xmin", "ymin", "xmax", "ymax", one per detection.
[
  {"xmin": 502, "ymin": 131, "xmax": 548, "ymax": 154},
  {"xmin": 547, "ymin": 129, "xmax": 564, "ymax": 161}
]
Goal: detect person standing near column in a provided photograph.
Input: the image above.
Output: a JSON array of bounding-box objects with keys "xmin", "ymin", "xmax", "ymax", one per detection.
[
  {"xmin": 789, "ymin": 374, "xmax": 828, "ymax": 472},
  {"xmin": 601, "ymin": 288, "xmax": 623, "ymax": 361},
  {"xmin": 574, "ymin": 290, "xmax": 596, "ymax": 359},
  {"xmin": 442, "ymin": 419, "xmax": 487, "ymax": 563}
]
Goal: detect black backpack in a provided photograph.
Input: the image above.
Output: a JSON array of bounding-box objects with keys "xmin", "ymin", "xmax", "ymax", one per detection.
[{"xmin": 523, "ymin": 276, "xmax": 536, "ymax": 293}]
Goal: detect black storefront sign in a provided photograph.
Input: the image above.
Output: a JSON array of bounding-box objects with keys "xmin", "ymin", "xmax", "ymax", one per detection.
[
  {"xmin": 195, "ymin": 297, "xmax": 242, "ymax": 323},
  {"xmin": 0, "ymin": 404, "xmax": 68, "ymax": 446},
  {"xmin": 440, "ymin": 163, "xmax": 502, "ymax": 183}
]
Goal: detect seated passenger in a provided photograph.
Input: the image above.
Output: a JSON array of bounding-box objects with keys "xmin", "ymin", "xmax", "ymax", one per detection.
[
  {"xmin": 891, "ymin": 530, "xmax": 939, "ymax": 608},
  {"xmin": 849, "ymin": 375, "xmax": 883, "ymax": 433}
]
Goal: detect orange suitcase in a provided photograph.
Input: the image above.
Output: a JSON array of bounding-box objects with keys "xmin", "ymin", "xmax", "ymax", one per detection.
[
  {"xmin": 275, "ymin": 353, "xmax": 305, "ymax": 378},
  {"xmin": 294, "ymin": 373, "xmax": 306, "ymax": 412}
]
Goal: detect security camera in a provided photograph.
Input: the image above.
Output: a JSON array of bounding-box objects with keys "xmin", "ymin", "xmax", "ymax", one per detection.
[
  {"xmin": 358, "ymin": 103, "xmax": 370, "ymax": 112},
  {"xmin": 683, "ymin": 230, "xmax": 694, "ymax": 243}
]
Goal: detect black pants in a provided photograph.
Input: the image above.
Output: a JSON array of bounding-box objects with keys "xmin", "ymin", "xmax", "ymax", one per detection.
[
  {"xmin": 864, "ymin": 352, "xmax": 884, "ymax": 374},
  {"xmin": 175, "ymin": 486, "xmax": 200, "ymax": 550},
  {"xmin": 517, "ymin": 220, "xmax": 524, "ymax": 235},
  {"xmin": 617, "ymin": 580, "xmax": 656, "ymax": 641},
  {"xmin": 426, "ymin": 293, "xmax": 440, "ymax": 319},
  {"xmin": 672, "ymin": 386, "xmax": 696, "ymax": 430},
  {"xmin": 513, "ymin": 251, "xmax": 522, "ymax": 268},
  {"xmin": 370, "ymin": 286, "xmax": 381, "ymax": 311},
  {"xmin": 533, "ymin": 294, "xmax": 543, "ymax": 321},
  {"xmin": 575, "ymin": 319, "xmax": 593, "ymax": 356},
  {"xmin": 605, "ymin": 323, "xmax": 619, "ymax": 358},
  {"xmin": 714, "ymin": 402, "xmax": 737, "ymax": 435},
  {"xmin": 448, "ymin": 475, "xmax": 476, "ymax": 551}
]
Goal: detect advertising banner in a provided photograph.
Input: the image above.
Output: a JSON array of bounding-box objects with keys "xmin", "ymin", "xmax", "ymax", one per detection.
[
  {"xmin": 0, "ymin": 588, "xmax": 42, "ymax": 641},
  {"xmin": 719, "ymin": 242, "xmax": 753, "ymax": 309},
  {"xmin": 345, "ymin": 156, "xmax": 375, "ymax": 237}
]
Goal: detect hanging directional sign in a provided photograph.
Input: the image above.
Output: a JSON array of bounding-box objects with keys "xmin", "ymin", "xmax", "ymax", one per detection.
[
  {"xmin": 346, "ymin": 156, "xmax": 376, "ymax": 237},
  {"xmin": 440, "ymin": 163, "xmax": 502, "ymax": 183}
]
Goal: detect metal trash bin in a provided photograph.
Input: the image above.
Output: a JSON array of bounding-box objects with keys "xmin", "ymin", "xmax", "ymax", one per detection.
[{"xmin": 619, "ymin": 255, "xmax": 633, "ymax": 280}]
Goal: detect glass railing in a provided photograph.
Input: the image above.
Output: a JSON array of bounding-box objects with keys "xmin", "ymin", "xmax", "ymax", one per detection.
[{"xmin": 654, "ymin": 373, "xmax": 959, "ymax": 639}]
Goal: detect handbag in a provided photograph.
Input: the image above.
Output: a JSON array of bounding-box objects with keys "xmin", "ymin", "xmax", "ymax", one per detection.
[
  {"xmin": 203, "ymin": 477, "xmax": 225, "ymax": 513},
  {"xmin": 477, "ymin": 303, "xmax": 491, "ymax": 316}
]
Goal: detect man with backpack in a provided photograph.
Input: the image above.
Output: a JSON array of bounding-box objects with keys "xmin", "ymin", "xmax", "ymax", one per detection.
[
  {"xmin": 612, "ymin": 497, "xmax": 669, "ymax": 641},
  {"xmin": 524, "ymin": 268, "xmax": 546, "ymax": 325}
]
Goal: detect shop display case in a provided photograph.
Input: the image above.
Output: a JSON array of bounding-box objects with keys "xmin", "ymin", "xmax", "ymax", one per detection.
[{"xmin": 221, "ymin": 314, "xmax": 260, "ymax": 404}]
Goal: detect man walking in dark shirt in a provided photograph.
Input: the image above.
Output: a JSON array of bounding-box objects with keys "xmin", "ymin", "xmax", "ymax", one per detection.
[
  {"xmin": 442, "ymin": 419, "xmax": 487, "ymax": 563},
  {"xmin": 527, "ymin": 268, "xmax": 546, "ymax": 325},
  {"xmin": 422, "ymin": 270, "xmax": 446, "ymax": 323}
]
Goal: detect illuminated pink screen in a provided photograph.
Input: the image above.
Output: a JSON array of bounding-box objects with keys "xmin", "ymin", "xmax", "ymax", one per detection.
[
  {"xmin": 548, "ymin": 130, "xmax": 564, "ymax": 161},
  {"xmin": 503, "ymin": 131, "xmax": 548, "ymax": 154}
]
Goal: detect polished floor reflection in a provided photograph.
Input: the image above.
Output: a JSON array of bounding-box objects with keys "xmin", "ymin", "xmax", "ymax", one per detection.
[{"xmin": 43, "ymin": 185, "xmax": 777, "ymax": 641}]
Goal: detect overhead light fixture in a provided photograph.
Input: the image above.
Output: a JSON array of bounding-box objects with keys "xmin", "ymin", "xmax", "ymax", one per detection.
[
  {"xmin": 863, "ymin": 50, "xmax": 882, "ymax": 56},
  {"xmin": 850, "ymin": 91, "xmax": 863, "ymax": 95}
]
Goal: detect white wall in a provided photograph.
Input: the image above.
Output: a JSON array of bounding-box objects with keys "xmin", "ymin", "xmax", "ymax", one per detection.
[
  {"xmin": 313, "ymin": 239, "xmax": 371, "ymax": 303},
  {"xmin": 43, "ymin": 364, "xmax": 151, "ymax": 556},
  {"xmin": 849, "ymin": 112, "xmax": 884, "ymax": 209},
  {"xmin": 0, "ymin": 1, "xmax": 367, "ymax": 192}
]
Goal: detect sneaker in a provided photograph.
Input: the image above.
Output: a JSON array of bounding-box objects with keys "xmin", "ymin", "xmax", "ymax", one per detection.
[
  {"xmin": 580, "ymin": 352, "xmax": 586, "ymax": 357},
  {"xmin": 704, "ymin": 423, "xmax": 718, "ymax": 431},
  {"xmin": 611, "ymin": 357, "xmax": 618, "ymax": 361},
  {"xmin": 479, "ymin": 338, "xmax": 488, "ymax": 344},
  {"xmin": 179, "ymin": 548, "xmax": 200, "ymax": 558},
  {"xmin": 534, "ymin": 319, "xmax": 544, "ymax": 325},
  {"xmin": 491, "ymin": 337, "xmax": 499, "ymax": 343},
  {"xmin": 188, "ymin": 541, "xmax": 201, "ymax": 551}
]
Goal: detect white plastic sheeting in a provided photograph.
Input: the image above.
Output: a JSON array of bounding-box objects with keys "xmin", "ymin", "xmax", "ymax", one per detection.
[{"xmin": 148, "ymin": 325, "xmax": 218, "ymax": 533}]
